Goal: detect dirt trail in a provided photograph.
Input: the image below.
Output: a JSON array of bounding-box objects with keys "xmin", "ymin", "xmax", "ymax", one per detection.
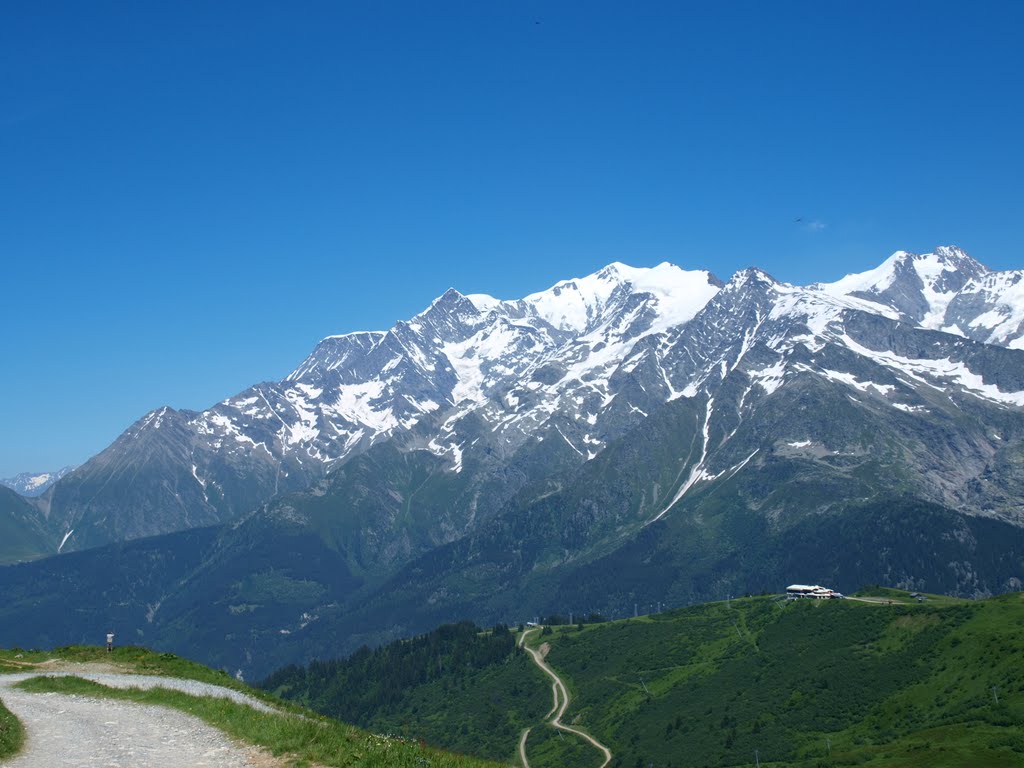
[
  {"xmin": 845, "ymin": 596, "xmax": 899, "ymax": 605},
  {"xmin": 0, "ymin": 672, "xmax": 286, "ymax": 768},
  {"xmin": 518, "ymin": 628, "xmax": 612, "ymax": 768},
  {"xmin": 517, "ymin": 727, "xmax": 531, "ymax": 768}
]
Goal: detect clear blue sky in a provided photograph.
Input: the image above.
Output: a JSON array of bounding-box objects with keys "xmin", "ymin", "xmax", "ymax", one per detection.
[{"xmin": 2, "ymin": 1, "xmax": 1022, "ymax": 476}]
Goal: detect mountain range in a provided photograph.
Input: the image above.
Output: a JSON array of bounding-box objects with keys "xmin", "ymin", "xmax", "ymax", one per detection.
[{"xmin": 2, "ymin": 245, "xmax": 1024, "ymax": 679}]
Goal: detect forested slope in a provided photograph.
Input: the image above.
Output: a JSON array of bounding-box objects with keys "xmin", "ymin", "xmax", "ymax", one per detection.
[
  {"xmin": 265, "ymin": 591, "xmax": 1024, "ymax": 768},
  {"xmin": 262, "ymin": 621, "xmax": 549, "ymax": 760}
]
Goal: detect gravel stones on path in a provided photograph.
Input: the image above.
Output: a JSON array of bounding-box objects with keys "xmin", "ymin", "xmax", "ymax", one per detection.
[
  {"xmin": 0, "ymin": 672, "xmax": 282, "ymax": 767},
  {"xmin": 60, "ymin": 672, "xmax": 281, "ymax": 714}
]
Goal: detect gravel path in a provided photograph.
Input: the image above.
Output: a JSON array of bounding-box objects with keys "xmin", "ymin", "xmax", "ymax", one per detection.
[
  {"xmin": 0, "ymin": 673, "xmax": 280, "ymax": 767},
  {"xmin": 48, "ymin": 673, "xmax": 280, "ymax": 713}
]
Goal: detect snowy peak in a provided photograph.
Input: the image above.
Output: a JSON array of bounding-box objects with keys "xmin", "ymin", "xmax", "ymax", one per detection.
[
  {"xmin": 517, "ymin": 261, "xmax": 721, "ymax": 335},
  {"xmin": 400, "ymin": 289, "xmax": 488, "ymax": 358},
  {"xmin": 815, "ymin": 245, "xmax": 1024, "ymax": 348},
  {"xmin": 722, "ymin": 267, "xmax": 781, "ymax": 292},
  {"xmin": 933, "ymin": 244, "xmax": 980, "ymax": 265},
  {"xmin": 287, "ymin": 331, "xmax": 386, "ymax": 383},
  {"xmin": 519, "ymin": 267, "xmax": 631, "ymax": 334},
  {"xmin": 1, "ymin": 466, "xmax": 75, "ymax": 497},
  {"xmin": 822, "ymin": 246, "xmax": 984, "ymax": 296},
  {"xmin": 804, "ymin": 244, "xmax": 1024, "ymax": 353},
  {"xmin": 611, "ymin": 262, "xmax": 724, "ymax": 330},
  {"xmin": 426, "ymin": 263, "xmax": 723, "ymax": 463},
  {"xmin": 464, "ymin": 293, "xmax": 501, "ymax": 313},
  {"xmin": 946, "ymin": 268, "xmax": 1024, "ymax": 349},
  {"xmin": 817, "ymin": 246, "xmax": 988, "ymax": 327},
  {"xmin": 412, "ymin": 287, "xmax": 481, "ymax": 328}
]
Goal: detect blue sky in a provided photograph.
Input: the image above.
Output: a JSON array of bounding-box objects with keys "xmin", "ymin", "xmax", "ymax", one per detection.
[{"xmin": 2, "ymin": 1, "xmax": 1022, "ymax": 476}]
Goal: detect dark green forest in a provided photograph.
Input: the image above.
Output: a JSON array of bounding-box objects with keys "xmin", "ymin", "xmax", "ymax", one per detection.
[{"xmin": 261, "ymin": 621, "xmax": 548, "ymax": 760}]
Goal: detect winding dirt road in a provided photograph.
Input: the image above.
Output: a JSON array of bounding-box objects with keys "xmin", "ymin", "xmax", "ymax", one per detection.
[{"xmin": 518, "ymin": 628, "xmax": 612, "ymax": 768}]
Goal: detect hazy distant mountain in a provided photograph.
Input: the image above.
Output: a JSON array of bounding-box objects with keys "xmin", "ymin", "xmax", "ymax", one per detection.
[
  {"xmin": 0, "ymin": 466, "xmax": 74, "ymax": 497},
  {"xmin": 0, "ymin": 486, "xmax": 52, "ymax": 564}
]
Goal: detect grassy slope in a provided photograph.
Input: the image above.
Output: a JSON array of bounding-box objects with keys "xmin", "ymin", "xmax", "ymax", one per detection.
[
  {"xmin": 526, "ymin": 591, "xmax": 1024, "ymax": 768},
  {"xmin": 0, "ymin": 647, "xmax": 503, "ymax": 768},
  {"xmin": 0, "ymin": 698, "xmax": 23, "ymax": 761},
  {"xmin": 0, "ymin": 645, "xmax": 282, "ymax": 704}
]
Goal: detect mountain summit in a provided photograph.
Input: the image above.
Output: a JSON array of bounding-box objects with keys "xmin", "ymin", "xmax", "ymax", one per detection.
[{"xmin": 817, "ymin": 245, "xmax": 1024, "ymax": 347}]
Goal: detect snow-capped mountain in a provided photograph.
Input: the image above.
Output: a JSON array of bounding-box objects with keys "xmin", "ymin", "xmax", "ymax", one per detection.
[
  {"xmin": 945, "ymin": 269, "xmax": 1024, "ymax": 349},
  {"xmin": 1, "ymin": 467, "xmax": 75, "ymax": 497},
  {"xmin": 31, "ymin": 246, "xmax": 1024, "ymax": 554},
  {"xmin": 36, "ymin": 262, "xmax": 722, "ymax": 551},
  {"xmin": 185, "ymin": 261, "xmax": 721, "ymax": 474},
  {"xmin": 817, "ymin": 245, "xmax": 1024, "ymax": 348},
  {"xmin": 267, "ymin": 260, "xmax": 721, "ymax": 471},
  {"xmin": 633, "ymin": 264, "xmax": 1024, "ymax": 524}
]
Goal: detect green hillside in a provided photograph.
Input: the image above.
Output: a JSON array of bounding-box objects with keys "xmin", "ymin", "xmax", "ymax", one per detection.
[
  {"xmin": 263, "ymin": 621, "xmax": 551, "ymax": 761},
  {"xmin": 268, "ymin": 590, "xmax": 1024, "ymax": 768}
]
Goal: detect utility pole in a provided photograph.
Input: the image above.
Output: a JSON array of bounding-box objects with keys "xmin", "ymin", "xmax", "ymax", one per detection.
[
  {"xmin": 754, "ymin": 748, "xmax": 760, "ymax": 768},
  {"xmin": 992, "ymin": 685, "xmax": 1000, "ymax": 704},
  {"xmin": 639, "ymin": 677, "xmax": 650, "ymax": 695},
  {"xmin": 825, "ymin": 737, "xmax": 831, "ymax": 755},
  {"xmin": 634, "ymin": 602, "xmax": 638, "ymax": 618}
]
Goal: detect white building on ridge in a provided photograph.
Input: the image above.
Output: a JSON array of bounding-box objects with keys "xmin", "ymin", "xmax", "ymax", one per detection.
[{"xmin": 786, "ymin": 584, "xmax": 843, "ymax": 600}]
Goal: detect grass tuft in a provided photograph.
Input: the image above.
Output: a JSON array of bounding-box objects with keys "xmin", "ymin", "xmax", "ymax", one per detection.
[{"xmin": 0, "ymin": 698, "xmax": 24, "ymax": 760}]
